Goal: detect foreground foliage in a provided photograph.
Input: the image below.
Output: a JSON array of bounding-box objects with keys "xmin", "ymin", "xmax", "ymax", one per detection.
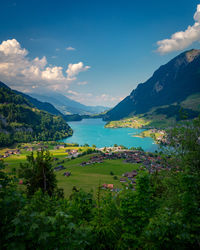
[
  {"xmin": 19, "ymin": 150, "xmax": 62, "ymax": 197},
  {"xmin": 1, "ymin": 117, "xmax": 200, "ymax": 249}
]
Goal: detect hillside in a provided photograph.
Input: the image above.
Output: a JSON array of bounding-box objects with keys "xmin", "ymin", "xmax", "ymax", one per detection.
[
  {"xmin": 15, "ymin": 90, "xmax": 63, "ymax": 116},
  {"xmin": 30, "ymin": 92, "xmax": 109, "ymax": 115},
  {"xmin": 104, "ymin": 49, "xmax": 200, "ymax": 121},
  {"xmin": 0, "ymin": 83, "xmax": 72, "ymax": 146},
  {"xmin": 105, "ymin": 93, "xmax": 200, "ymax": 129},
  {"xmin": 0, "ymin": 82, "xmax": 63, "ymax": 116}
]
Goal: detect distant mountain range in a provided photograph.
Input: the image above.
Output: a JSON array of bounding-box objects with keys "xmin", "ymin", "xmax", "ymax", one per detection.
[
  {"xmin": 104, "ymin": 49, "xmax": 200, "ymax": 121},
  {"xmin": 29, "ymin": 92, "xmax": 109, "ymax": 115},
  {"xmin": 15, "ymin": 90, "xmax": 63, "ymax": 116}
]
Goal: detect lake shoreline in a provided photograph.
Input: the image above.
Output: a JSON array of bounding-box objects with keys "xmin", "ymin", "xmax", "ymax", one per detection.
[{"xmin": 61, "ymin": 118, "xmax": 158, "ymax": 152}]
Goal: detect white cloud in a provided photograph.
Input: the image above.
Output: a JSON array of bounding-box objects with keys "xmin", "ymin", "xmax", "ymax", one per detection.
[
  {"xmin": 66, "ymin": 62, "xmax": 91, "ymax": 80},
  {"xmin": 66, "ymin": 46, "xmax": 76, "ymax": 51},
  {"xmin": 0, "ymin": 39, "xmax": 27, "ymax": 56},
  {"xmin": 0, "ymin": 39, "xmax": 90, "ymax": 92},
  {"xmin": 157, "ymin": 4, "xmax": 200, "ymax": 54}
]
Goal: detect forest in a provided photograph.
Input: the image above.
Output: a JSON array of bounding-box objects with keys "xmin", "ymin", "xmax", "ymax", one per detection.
[{"xmin": 0, "ymin": 86, "xmax": 72, "ymax": 146}]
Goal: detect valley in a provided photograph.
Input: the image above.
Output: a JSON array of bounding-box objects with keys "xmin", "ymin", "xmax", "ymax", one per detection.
[
  {"xmin": 0, "ymin": 41, "xmax": 200, "ymax": 250},
  {"xmin": 1, "ymin": 2, "xmax": 200, "ymax": 248},
  {"xmin": 1, "ymin": 141, "xmax": 168, "ymax": 197}
]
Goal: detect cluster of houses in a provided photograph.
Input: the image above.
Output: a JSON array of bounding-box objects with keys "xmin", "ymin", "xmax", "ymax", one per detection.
[
  {"xmin": 80, "ymin": 155, "xmax": 104, "ymax": 166},
  {"xmin": 123, "ymin": 151, "xmax": 171, "ymax": 173},
  {"xmin": 102, "ymin": 170, "xmax": 138, "ymax": 192},
  {"xmin": 122, "ymin": 170, "xmax": 138, "ymax": 179},
  {"xmin": 1, "ymin": 149, "xmax": 20, "ymax": 158},
  {"xmin": 152, "ymin": 129, "xmax": 168, "ymax": 144},
  {"xmin": 65, "ymin": 149, "xmax": 80, "ymax": 159},
  {"xmin": 98, "ymin": 146, "xmax": 125, "ymax": 153},
  {"xmin": 0, "ymin": 143, "xmax": 51, "ymax": 159},
  {"xmin": 80, "ymin": 150, "xmax": 171, "ymax": 174},
  {"xmin": 78, "ymin": 150, "xmax": 172, "ymax": 193}
]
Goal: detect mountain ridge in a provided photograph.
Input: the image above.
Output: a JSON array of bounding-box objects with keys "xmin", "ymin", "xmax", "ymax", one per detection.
[
  {"xmin": 29, "ymin": 92, "xmax": 109, "ymax": 115},
  {"xmin": 104, "ymin": 49, "xmax": 200, "ymax": 121}
]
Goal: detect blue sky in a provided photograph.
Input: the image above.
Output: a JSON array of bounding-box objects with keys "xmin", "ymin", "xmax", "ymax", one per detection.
[{"xmin": 0, "ymin": 0, "xmax": 200, "ymax": 106}]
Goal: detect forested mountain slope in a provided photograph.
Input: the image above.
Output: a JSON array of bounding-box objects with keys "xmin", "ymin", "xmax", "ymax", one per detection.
[{"xmin": 0, "ymin": 82, "xmax": 72, "ymax": 146}]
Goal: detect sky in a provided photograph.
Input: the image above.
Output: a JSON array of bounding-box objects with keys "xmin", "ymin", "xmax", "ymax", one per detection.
[{"xmin": 0, "ymin": 0, "xmax": 200, "ymax": 107}]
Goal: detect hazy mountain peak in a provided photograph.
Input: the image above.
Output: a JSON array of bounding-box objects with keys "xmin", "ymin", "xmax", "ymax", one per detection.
[{"xmin": 29, "ymin": 91, "xmax": 109, "ymax": 115}]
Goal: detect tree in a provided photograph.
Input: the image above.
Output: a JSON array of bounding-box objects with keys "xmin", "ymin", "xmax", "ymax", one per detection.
[
  {"xmin": 19, "ymin": 150, "xmax": 58, "ymax": 196},
  {"xmin": 0, "ymin": 160, "xmax": 26, "ymax": 248},
  {"xmin": 142, "ymin": 116, "xmax": 200, "ymax": 248}
]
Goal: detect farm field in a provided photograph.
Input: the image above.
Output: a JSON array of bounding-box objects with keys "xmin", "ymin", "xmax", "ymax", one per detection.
[{"xmin": 1, "ymin": 145, "xmax": 139, "ymax": 197}]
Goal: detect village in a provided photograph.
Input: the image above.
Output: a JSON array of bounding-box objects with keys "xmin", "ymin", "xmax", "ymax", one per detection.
[
  {"xmin": 1, "ymin": 142, "xmax": 174, "ymax": 193},
  {"xmin": 80, "ymin": 148, "xmax": 171, "ymax": 173},
  {"xmin": 78, "ymin": 148, "xmax": 172, "ymax": 191}
]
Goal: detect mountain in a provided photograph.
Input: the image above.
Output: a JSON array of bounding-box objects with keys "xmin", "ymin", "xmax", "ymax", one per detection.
[
  {"xmin": 0, "ymin": 82, "xmax": 72, "ymax": 146},
  {"xmin": 29, "ymin": 92, "xmax": 109, "ymax": 115},
  {"xmin": 104, "ymin": 49, "xmax": 200, "ymax": 121},
  {"xmin": 0, "ymin": 81, "xmax": 10, "ymax": 89},
  {"xmin": 14, "ymin": 91, "xmax": 63, "ymax": 116},
  {"xmin": 0, "ymin": 81, "xmax": 63, "ymax": 116}
]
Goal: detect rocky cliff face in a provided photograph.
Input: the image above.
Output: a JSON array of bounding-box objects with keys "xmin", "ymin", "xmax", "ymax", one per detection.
[{"xmin": 104, "ymin": 49, "xmax": 200, "ymax": 121}]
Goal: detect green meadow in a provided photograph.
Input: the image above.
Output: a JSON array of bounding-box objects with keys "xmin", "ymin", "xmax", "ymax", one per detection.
[{"xmin": 2, "ymin": 147, "xmax": 139, "ymax": 197}]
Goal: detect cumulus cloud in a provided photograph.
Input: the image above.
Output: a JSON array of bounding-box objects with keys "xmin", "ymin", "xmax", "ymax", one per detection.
[
  {"xmin": 66, "ymin": 62, "xmax": 91, "ymax": 80},
  {"xmin": 157, "ymin": 4, "xmax": 200, "ymax": 54},
  {"xmin": 66, "ymin": 46, "xmax": 76, "ymax": 51},
  {"xmin": 0, "ymin": 39, "xmax": 28, "ymax": 56},
  {"xmin": 0, "ymin": 39, "xmax": 90, "ymax": 91}
]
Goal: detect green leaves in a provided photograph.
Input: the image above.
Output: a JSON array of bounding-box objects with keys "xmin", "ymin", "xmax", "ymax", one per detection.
[{"xmin": 19, "ymin": 150, "xmax": 58, "ymax": 196}]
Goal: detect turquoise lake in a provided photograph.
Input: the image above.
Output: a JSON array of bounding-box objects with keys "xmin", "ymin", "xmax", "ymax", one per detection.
[{"xmin": 61, "ymin": 118, "xmax": 158, "ymax": 152}]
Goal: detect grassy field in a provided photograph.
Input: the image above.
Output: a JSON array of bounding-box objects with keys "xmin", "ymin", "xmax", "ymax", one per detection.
[
  {"xmin": 105, "ymin": 116, "xmax": 150, "ymax": 128},
  {"xmin": 2, "ymin": 146, "xmax": 139, "ymax": 197},
  {"xmin": 56, "ymin": 157, "xmax": 138, "ymax": 196},
  {"xmin": 181, "ymin": 93, "xmax": 200, "ymax": 111}
]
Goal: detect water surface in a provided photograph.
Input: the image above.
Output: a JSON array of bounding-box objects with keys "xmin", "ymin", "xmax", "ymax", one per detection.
[{"xmin": 61, "ymin": 119, "xmax": 158, "ymax": 152}]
